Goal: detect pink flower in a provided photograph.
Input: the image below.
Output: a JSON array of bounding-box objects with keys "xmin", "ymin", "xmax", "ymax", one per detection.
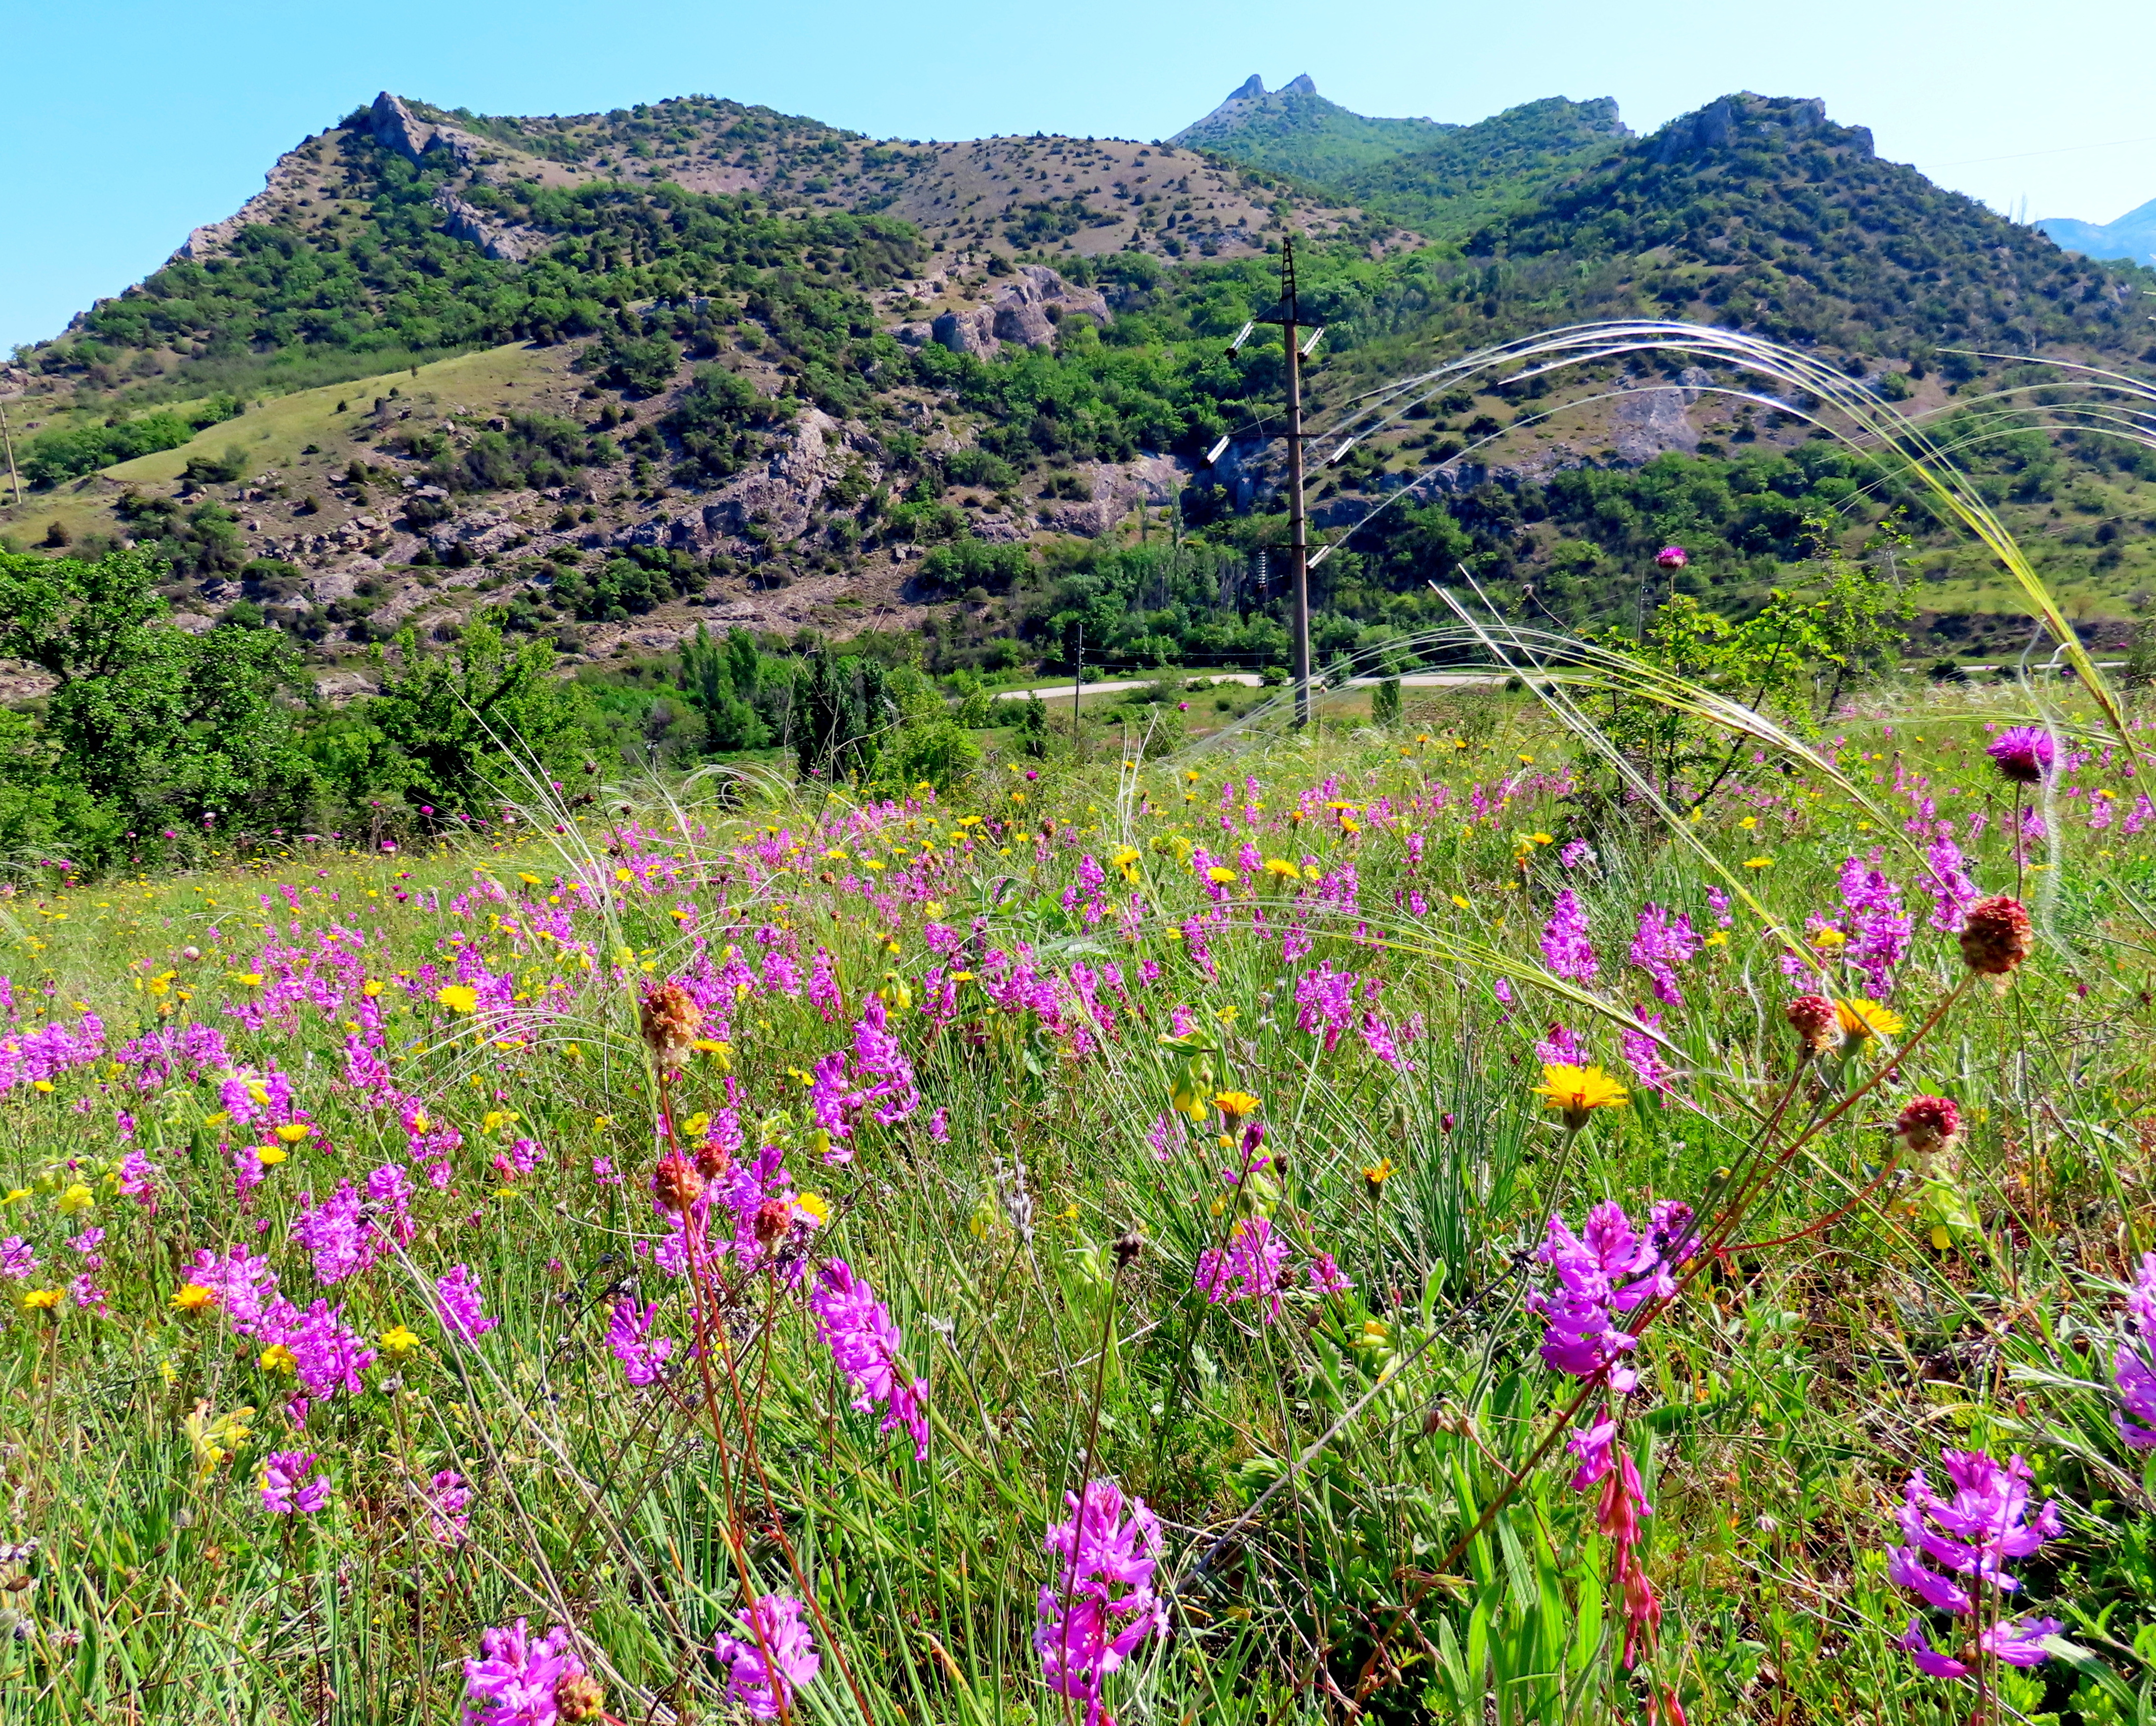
[
  {"xmin": 713, "ymin": 1594, "xmax": 820, "ymax": 1720},
  {"xmin": 1887, "ymin": 1447, "xmax": 2061, "ymax": 1679},
  {"xmin": 808, "ymin": 1259, "xmax": 928, "ymax": 1460},
  {"xmin": 1541, "ymin": 888, "xmax": 1598, "ymax": 983},
  {"xmin": 423, "ymin": 1469, "xmax": 471, "ymax": 1545},
  {"xmin": 1194, "ymin": 1216, "xmax": 1289, "ymax": 1318},
  {"xmin": 1036, "ymin": 1479, "xmax": 1167, "ymax": 1726},
  {"xmin": 261, "ymin": 1450, "xmax": 329, "ymax": 1515},
  {"xmin": 435, "ymin": 1265, "xmax": 499, "ymax": 1344},
  {"xmin": 607, "ymin": 1299, "xmax": 674, "ymax": 1387},
  {"xmin": 462, "ymin": 1620, "xmax": 585, "ymax": 1726}
]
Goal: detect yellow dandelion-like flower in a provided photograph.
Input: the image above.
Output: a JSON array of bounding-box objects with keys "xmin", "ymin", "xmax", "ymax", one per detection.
[
  {"xmin": 21, "ymin": 1288, "xmax": 65, "ymax": 1312},
  {"xmin": 1833, "ymin": 997, "xmax": 1904, "ymax": 1040},
  {"xmin": 1212, "ymin": 1090, "xmax": 1262, "ymax": 1126},
  {"xmin": 796, "ymin": 1192, "xmax": 830, "ymax": 1225},
  {"xmin": 1742, "ymin": 856, "xmax": 1774, "ymax": 870},
  {"xmin": 378, "ymin": 1325, "xmax": 421, "ymax": 1356},
  {"xmin": 1262, "ymin": 858, "xmax": 1302, "ymax": 881},
  {"xmin": 259, "ymin": 1344, "xmax": 299, "ymax": 1375},
  {"xmin": 434, "ymin": 984, "xmax": 479, "ymax": 1014},
  {"xmin": 1362, "ymin": 1158, "xmax": 1395, "ymax": 1190},
  {"xmin": 1206, "ymin": 865, "xmax": 1239, "ymax": 884},
  {"xmin": 273, "ymin": 1122, "xmax": 312, "ymax": 1144},
  {"xmin": 256, "ymin": 1145, "xmax": 288, "ymax": 1167},
  {"xmin": 1531, "ymin": 1064, "xmax": 1629, "ymax": 1132},
  {"xmin": 1450, "ymin": 894, "xmax": 1471, "ymax": 910},
  {"xmin": 171, "ymin": 1283, "xmax": 218, "ymax": 1313}
]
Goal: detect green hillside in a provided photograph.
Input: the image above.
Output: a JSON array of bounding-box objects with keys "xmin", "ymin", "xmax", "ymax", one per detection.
[
  {"xmin": 1334, "ymin": 96, "xmax": 1629, "ymax": 238},
  {"xmin": 1168, "ymin": 74, "xmax": 1455, "ymax": 183}
]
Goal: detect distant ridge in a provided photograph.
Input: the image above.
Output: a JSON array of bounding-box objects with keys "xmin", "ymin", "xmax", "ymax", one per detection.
[
  {"xmin": 1170, "ymin": 74, "xmax": 1455, "ymax": 182},
  {"xmin": 2039, "ymin": 198, "xmax": 2156, "ymax": 267}
]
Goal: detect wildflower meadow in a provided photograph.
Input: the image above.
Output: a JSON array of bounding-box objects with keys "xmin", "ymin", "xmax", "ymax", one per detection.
[{"xmin": 2, "ymin": 657, "xmax": 2154, "ymax": 1726}]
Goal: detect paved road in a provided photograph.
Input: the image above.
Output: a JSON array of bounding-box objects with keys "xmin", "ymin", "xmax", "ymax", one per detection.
[{"xmin": 990, "ymin": 670, "xmax": 1536, "ymax": 702}]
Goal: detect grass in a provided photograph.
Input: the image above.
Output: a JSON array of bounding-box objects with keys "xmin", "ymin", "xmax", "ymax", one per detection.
[{"xmin": 0, "ymin": 675, "xmax": 2153, "ymax": 1724}]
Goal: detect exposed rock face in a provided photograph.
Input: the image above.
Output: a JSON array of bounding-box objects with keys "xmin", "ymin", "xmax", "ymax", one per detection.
[
  {"xmin": 1646, "ymin": 94, "xmax": 1857, "ymax": 165},
  {"xmin": 1035, "ymin": 452, "xmax": 1189, "ymax": 536},
  {"xmin": 608, "ymin": 409, "xmax": 872, "ymax": 556},
  {"xmin": 931, "ymin": 267, "xmax": 1110, "ymax": 357},
  {"xmin": 359, "ymin": 92, "xmax": 484, "ymax": 169},
  {"xmin": 433, "ymin": 193, "xmax": 548, "ymax": 263},
  {"xmin": 1612, "ymin": 367, "xmax": 1710, "ymax": 462}
]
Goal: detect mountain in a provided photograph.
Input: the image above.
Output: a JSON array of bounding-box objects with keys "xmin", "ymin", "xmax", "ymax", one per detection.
[
  {"xmin": 1169, "ymin": 75, "xmax": 1455, "ymax": 183},
  {"xmin": 2039, "ymin": 197, "xmax": 2156, "ymax": 267},
  {"xmin": 1471, "ymin": 94, "xmax": 2146, "ymax": 362},
  {"xmin": 1333, "ymin": 97, "xmax": 1630, "ymax": 239},
  {"xmin": 4, "ymin": 83, "xmax": 2155, "ymax": 689}
]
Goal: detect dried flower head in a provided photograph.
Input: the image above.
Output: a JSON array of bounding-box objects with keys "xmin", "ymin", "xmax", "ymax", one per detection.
[
  {"xmin": 637, "ymin": 980, "xmax": 702, "ymax": 1072},
  {"xmin": 1894, "ymin": 1095, "xmax": 1962, "ymax": 1156},
  {"xmin": 1784, "ymin": 993, "xmax": 1838, "ymax": 1057},
  {"xmin": 554, "ymin": 1671, "xmax": 607, "ymax": 1723},
  {"xmin": 1959, "ymin": 895, "xmax": 2033, "ymax": 977},
  {"xmin": 651, "ymin": 1151, "xmax": 705, "ymax": 1215}
]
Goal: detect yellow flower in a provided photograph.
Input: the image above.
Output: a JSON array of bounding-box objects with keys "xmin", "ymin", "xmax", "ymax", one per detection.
[
  {"xmin": 1262, "ymin": 858, "xmax": 1302, "ymax": 881},
  {"xmin": 1212, "ymin": 1090, "xmax": 1262, "ymax": 1126},
  {"xmin": 519, "ymin": 872, "xmax": 543, "ymax": 886},
  {"xmin": 1810, "ymin": 927, "xmax": 1848, "ymax": 951},
  {"xmin": 20, "ymin": 1288, "xmax": 65, "ymax": 1312},
  {"xmin": 1350, "ymin": 1318, "xmax": 1391, "ymax": 1351},
  {"xmin": 435, "ymin": 984, "xmax": 480, "ymax": 1014},
  {"xmin": 229, "ymin": 973, "xmax": 266, "ymax": 987},
  {"xmin": 273, "ymin": 1122, "xmax": 312, "ymax": 1144},
  {"xmin": 1742, "ymin": 856, "xmax": 1774, "ymax": 869},
  {"xmin": 1205, "ymin": 865, "xmax": 1238, "ymax": 884},
  {"xmin": 1531, "ymin": 1064, "xmax": 1629, "ymax": 1131},
  {"xmin": 1449, "ymin": 894, "xmax": 1471, "ymax": 910},
  {"xmin": 57, "ymin": 1183, "xmax": 94, "ymax": 1215},
  {"xmin": 481, "ymin": 1110, "xmax": 520, "ymax": 1135},
  {"xmin": 259, "ymin": 1344, "xmax": 299, "ymax": 1375},
  {"xmin": 1738, "ymin": 815, "xmax": 1758, "ymax": 831},
  {"xmin": 1833, "ymin": 997, "xmax": 1905, "ymax": 1041},
  {"xmin": 796, "ymin": 1192, "xmax": 829, "ymax": 1224},
  {"xmin": 172, "ymin": 1283, "xmax": 218, "ymax": 1313},
  {"xmin": 1703, "ymin": 930, "xmax": 1729, "ymax": 947},
  {"xmin": 378, "ymin": 1325, "xmax": 421, "ymax": 1356},
  {"xmin": 1362, "ymin": 1158, "xmax": 1395, "ymax": 1190},
  {"xmin": 2, "ymin": 1188, "xmax": 28, "ymax": 1205},
  {"xmin": 255, "ymin": 1145, "xmax": 288, "ymax": 1167},
  {"xmin": 31, "ymin": 1080, "xmax": 53, "ymax": 1094}
]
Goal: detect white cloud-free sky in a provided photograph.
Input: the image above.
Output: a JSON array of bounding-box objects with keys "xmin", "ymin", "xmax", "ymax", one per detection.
[{"xmin": 7, "ymin": 0, "xmax": 2153, "ymax": 352}]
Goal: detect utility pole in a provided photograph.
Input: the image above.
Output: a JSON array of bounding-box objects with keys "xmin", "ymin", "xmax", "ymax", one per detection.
[
  {"xmin": 1257, "ymin": 238, "xmax": 1315, "ymax": 726},
  {"xmin": 0, "ymin": 398, "xmax": 21, "ymax": 511}
]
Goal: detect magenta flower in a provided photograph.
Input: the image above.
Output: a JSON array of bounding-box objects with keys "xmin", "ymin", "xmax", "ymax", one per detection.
[
  {"xmin": 1525, "ymin": 1202, "xmax": 1682, "ymax": 1392},
  {"xmin": 1655, "ymin": 545, "xmax": 1688, "ymax": 570},
  {"xmin": 1621, "ymin": 1012, "xmax": 1673, "ymax": 1096},
  {"xmin": 607, "ymin": 1299, "xmax": 674, "ymax": 1388},
  {"xmin": 1837, "ymin": 855, "xmax": 1912, "ymax": 996},
  {"xmin": 1987, "ymin": 726, "xmax": 2056, "ymax": 784},
  {"xmin": 435, "ymin": 1265, "xmax": 499, "ymax": 1344},
  {"xmin": 1036, "ymin": 1479, "xmax": 1167, "ymax": 1726},
  {"xmin": 852, "ymin": 994, "xmax": 921, "ymax": 1123},
  {"xmin": 1627, "ymin": 904, "xmax": 1699, "ymax": 1005},
  {"xmin": 1194, "ymin": 1216, "xmax": 1289, "ymax": 1318},
  {"xmin": 713, "ymin": 1594, "xmax": 821, "ymax": 1720},
  {"xmin": 461, "ymin": 1620, "xmax": 585, "ymax": 1726},
  {"xmin": 1887, "ymin": 1448, "xmax": 2061, "ymax": 1679},
  {"xmin": 1540, "ymin": 889, "xmax": 1598, "ymax": 983},
  {"xmin": 1307, "ymin": 1252, "xmax": 1353, "ymax": 1294},
  {"xmin": 2113, "ymin": 1252, "xmax": 2156, "ymax": 1449},
  {"xmin": 261, "ymin": 1450, "xmax": 329, "ymax": 1516},
  {"xmin": 0, "ymin": 1236, "xmax": 35, "ymax": 1280},
  {"xmin": 293, "ymin": 1182, "xmax": 372, "ymax": 1285},
  {"xmin": 423, "ymin": 1469, "xmax": 471, "ymax": 1545},
  {"xmin": 808, "ymin": 1258, "xmax": 929, "ymax": 1461}
]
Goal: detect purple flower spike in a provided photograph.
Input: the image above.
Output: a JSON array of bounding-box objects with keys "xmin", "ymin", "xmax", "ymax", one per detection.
[
  {"xmin": 2114, "ymin": 1253, "xmax": 2156, "ymax": 1448},
  {"xmin": 713, "ymin": 1594, "xmax": 820, "ymax": 1720},
  {"xmin": 808, "ymin": 1258, "xmax": 929, "ymax": 1460},
  {"xmin": 1540, "ymin": 889, "xmax": 1598, "ymax": 984},
  {"xmin": 1036, "ymin": 1479, "xmax": 1167, "ymax": 1726},
  {"xmin": 1887, "ymin": 1446, "xmax": 2062, "ymax": 1680},
  {"xmin": 261, "ymin": 1450, "xmax": 329, "ymax": 1516}
]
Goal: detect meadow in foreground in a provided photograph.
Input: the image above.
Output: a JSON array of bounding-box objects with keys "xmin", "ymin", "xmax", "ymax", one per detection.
[{"xmin": 2, "ymin": 678, "xmax": 2155, "ymax": 1726}]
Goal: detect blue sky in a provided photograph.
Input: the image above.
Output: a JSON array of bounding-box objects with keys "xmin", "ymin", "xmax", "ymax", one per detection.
[{"xmin": 8, "ymin": 0, "xmax": 2154, "ymax": 353}]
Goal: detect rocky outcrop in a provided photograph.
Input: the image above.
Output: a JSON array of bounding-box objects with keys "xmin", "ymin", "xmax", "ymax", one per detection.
[
  {"xmin": 930, "ymin": 267, "xmax": 1110, "ymax": 358},
  {"xmin": 611, "ymin": 409, "xmax": 871, "ymax": 556},
  {"xmin": 433, "ymin": 192, "xmax": 548, "ymax": 263},
  {"xmin": 358, "ymin": 92, "xmax": 484, "ymax": 170},
  {"xmin": 1612, "ymin": 367, "xmax": 1710, "ymax": 462},
  {"xmin": 1035, "ymin": 452, "xmax": 1189, "ymax": 536},
  {"xmin": 1646, "ymin": 94, "xmax": 1865, "ymax": 165}
]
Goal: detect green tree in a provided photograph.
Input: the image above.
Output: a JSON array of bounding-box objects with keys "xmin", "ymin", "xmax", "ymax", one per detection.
[
  {"xmin": 366, "ymin": 619, "xmax": 591, "ymax": 814},
  {"xmin": 681, "ymin": 623, "xmax": 770, "ymax": 752},
  {"xmin": 0, "ymin": 546, "xmax": 316, "ymax": 851}
]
